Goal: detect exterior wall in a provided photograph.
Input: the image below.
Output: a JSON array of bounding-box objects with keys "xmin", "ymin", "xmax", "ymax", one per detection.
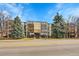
[
  {"xmin": 76, "ymin": 18, "xmax": 79, "ymax": 38},
  {"xmin": 26, "ymin": 21, "xmax": 50, "ymax": 38},
  {"xmin": 34, "ymin": 22, "xmax": 41, "ymax": 33},
  {"xmin": 27, "ymin": 22, "xmax": 34, "ymax": 33},
  {"xmin": 2, "ymin": 20, "xmax": 79, "ymax": 38},
  {"xmin": 68, "ymin": 23, "xmax": 77, "ymax": 38},
  {"xmin": 26, "ymin": 21, "xmax": 34, "ymax": 38},
  {"xmin": 22, "ymin": 22, "xmax": 26, "ymax": 37},
  {"xmin": 24, "ymin": 22, "xmax": 28, "ymax": 37},
  {"xmin": 40, "ymin": 22, "xmax": 49, "ymax": 38},
  {"xmin": 48, "ymin": 24, "xmax": 52, "ymax": 38},
  {"xmin": 0, "ymin": 30, "xmax": 2, "ymax": 37},
  {"xmin": 0, "ymin": 20, "xmax": 13, "ymax": 38},
  {"xmin": 74, "ymin": 26, "xmax": 77, "ymax": 38},
  {"xmin": 41, "ymin": 22, "xmax": 48, "ymax": 33},
  {"xmin": 0, "ymin": 20, "xmax": 52, "ymax": 38},
  {"xmin": 0, "ymin": 33, "xmax": 1, "ymax": 37},
  {"xmin": 23, "ymin": 21, "xmax": 79, "ymax": 38}
]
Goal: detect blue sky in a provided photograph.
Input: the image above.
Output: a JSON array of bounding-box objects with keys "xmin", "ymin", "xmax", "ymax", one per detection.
[{"xmin": 0, "ymin": 3, "xmax": 79, "ymax": 23}]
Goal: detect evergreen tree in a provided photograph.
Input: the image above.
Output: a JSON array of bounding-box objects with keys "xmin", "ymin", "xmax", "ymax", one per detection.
[
  {"xmin": 10, "ymin": 16, "xmax": 24, "ymax": 39},
  {"xmin": 52, "ymin": 13, "xmax": 66, "ymax": 38}
]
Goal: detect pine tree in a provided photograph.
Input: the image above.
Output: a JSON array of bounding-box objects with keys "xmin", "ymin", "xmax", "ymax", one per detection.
[
  {"xmin": 52, "ymin": 12, "xmax": 66, "ymax": 38},
  {"xmin": 10, "ymin": 16, "xmax": 24, "ymax": 39}
]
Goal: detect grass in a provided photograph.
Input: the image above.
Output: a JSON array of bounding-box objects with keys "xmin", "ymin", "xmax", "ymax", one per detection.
[
  {"xmin": 19, "ymin": 38, "xmax": 34, "ymax": 40},
  {"xmin": 19, "ymin": 37, "xmax": 79, "ymax": 40},
  {"xmin": 0, "ymin": 37, "xmax": 34, "ymax": 40},
  {"xmin": 0, "ymin": 37, "xmax": 79, "ymax": 40}
]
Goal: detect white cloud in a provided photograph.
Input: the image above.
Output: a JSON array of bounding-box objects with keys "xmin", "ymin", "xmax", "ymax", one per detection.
[
  {"xmin": 2, "ymin": 10, "xmax": 9, "ymax": 15},
  {"xmin": 0, "ymin": 3, "xmax": 24, "ymax": 19},
  {"xmin": 66, "ymin": 8, "xmax": 79, "ymax": 16},
  {"xmin": 56, "ymin": 3, "xmax": 64, "ymax": 12},
  {"xmin": 47, "ymin": 4, "xmax": 64, "ymax": 20},
  {"xmin": 0, "ymin": 3, "xmax": 36, "ymax": 22},
  {"xmin": 45, "ymin": 4, "xmax": 79, "ymax": 23},
  {"xmin": 47, "ymin": 3, "xmax": 79, "ymax": 23}
]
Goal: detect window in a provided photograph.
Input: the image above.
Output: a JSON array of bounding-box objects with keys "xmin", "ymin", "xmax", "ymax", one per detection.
[{"xmin": 41, "ymin": 24, "xmax": 48, "ymax": 31}]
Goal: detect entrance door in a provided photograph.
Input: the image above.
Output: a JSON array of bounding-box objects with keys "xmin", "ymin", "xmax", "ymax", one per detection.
[{"xmin": 34, "ymin": 33, "xmax": 40, "ymax": 38}]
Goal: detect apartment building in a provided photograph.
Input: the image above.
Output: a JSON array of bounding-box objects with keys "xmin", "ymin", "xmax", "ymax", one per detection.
[
  {"xmin": 0, "ymin": 20, "xmax": 13, "ymax": 38},
  {"xmin": 75, "ymin": 17, "xmax": 79, "ymax": 38},
  {"xmin": 67, "ymin": 17, "xmax": 79, "ymax": 38},
  {"xmin": 68, "ymin": 23, "xmax": 76, "ymax": 38},
  {"xmin": 23, "ymin": 21, "xmax": 52, "ymax": 38},
  {"xmin": 48, "ymin": 23, "xmax": 52, "ymax": 38},
  {"xmin": 2, "ymin": 19, "xmax": 79, "ymax": 38},
  {"xmin": 0, "ymin": 20, "xmax": 52, "ymax": 38}
]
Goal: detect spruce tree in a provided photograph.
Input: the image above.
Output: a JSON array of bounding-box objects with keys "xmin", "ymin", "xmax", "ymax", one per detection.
[
  {"xmin": 11, "ymin": 16, "xmax": 24, "ymax": 39},
  {"xmin": 52, "ymin": 13, "xmax": 65, "ymax": 38}
]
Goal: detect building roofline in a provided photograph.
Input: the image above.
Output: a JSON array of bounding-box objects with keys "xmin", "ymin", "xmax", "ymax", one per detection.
[
  {"xmin": 22, "ymin": 21, "xmax": 52, "ymax": 24},
  {"xmin": 27, "ymin": 21, "xmax": 48, "ymax": 23}
]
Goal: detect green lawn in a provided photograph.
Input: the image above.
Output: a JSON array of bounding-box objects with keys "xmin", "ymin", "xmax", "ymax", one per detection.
[{"xmin": 0, "ymin": 37, "xmax": 79, "ymax": 40}]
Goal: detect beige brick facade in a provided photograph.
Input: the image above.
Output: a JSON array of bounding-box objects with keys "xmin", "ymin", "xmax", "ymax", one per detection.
[{"xmin": 24, "ymin": 21, "xmax": 51, "ymax": 38}]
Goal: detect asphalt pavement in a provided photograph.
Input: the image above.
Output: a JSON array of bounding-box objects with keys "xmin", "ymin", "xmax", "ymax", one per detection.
[{"xmin": 0, "ymin": 40, "xmax": 79, "ymax": 56}]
